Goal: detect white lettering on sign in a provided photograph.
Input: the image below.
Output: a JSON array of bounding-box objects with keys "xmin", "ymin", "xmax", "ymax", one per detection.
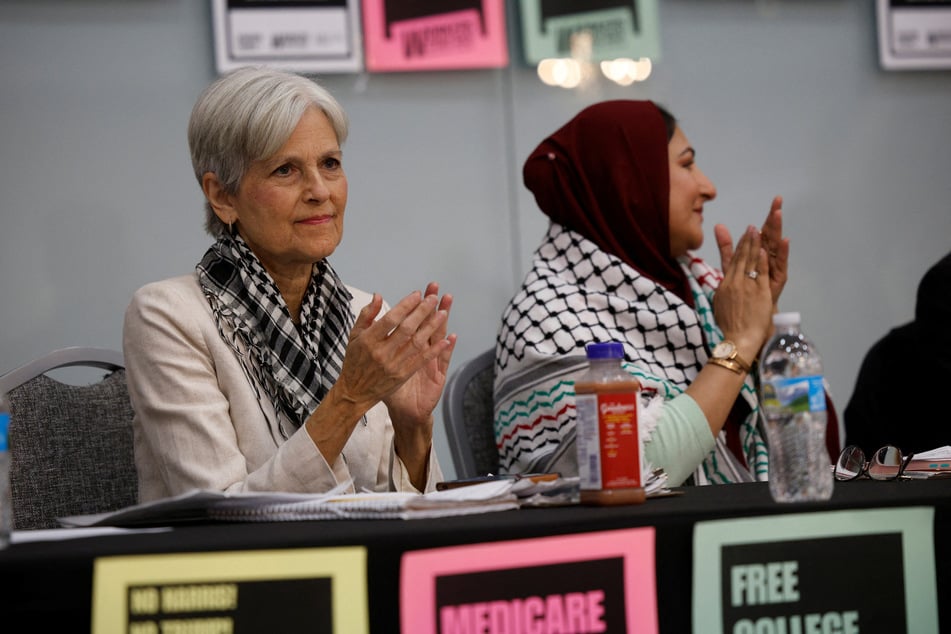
[
  {"xmin": 439, "ymin": 590, "xmax": 607, "ymax": 634},
  {"xmin": 731, "ymin": 561, "xmax": 800, "ymax": 606},
  {"xmin": 732, "ymin": 611, "xmax": 859, "ymax": 634}
]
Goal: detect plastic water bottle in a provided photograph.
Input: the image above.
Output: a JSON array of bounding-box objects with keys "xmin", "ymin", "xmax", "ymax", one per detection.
[
  {"xmin": 0, "ymin": 392, "xmax": 11, "ymax": 547},
  {"xmin": 574, "ymin": 342, "xmax": 646, "ymax": 506},
  {"xmin": 759, "ymin": 312, "xmax": 833, "ymax": 502}
]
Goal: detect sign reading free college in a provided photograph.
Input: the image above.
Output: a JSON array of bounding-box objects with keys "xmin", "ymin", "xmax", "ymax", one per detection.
[
  {"xmin": 693, "ymin": 507, "xmax": 938, "ymax": 634},
  {"xmin": 401, "ymin": 527, "xmax": 658, "ymax": 633}
]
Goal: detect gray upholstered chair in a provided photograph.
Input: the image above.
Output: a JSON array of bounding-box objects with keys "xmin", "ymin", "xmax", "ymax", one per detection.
[
  {"xmin": 441, "ymin": 348, "xmax": 499, "ymax": 479},
  {"xmin": 0, "ymin": 347, "xmax": 138, "ymax": 529}
]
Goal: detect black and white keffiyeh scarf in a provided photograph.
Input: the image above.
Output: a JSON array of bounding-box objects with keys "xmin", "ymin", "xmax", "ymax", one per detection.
[
  {"xmin": 196, "ymin": 233, "xmax": 354, "ymax": 437},
  {"xmin": 494, "ymin": 223, "xmax": 769, "ymax": 485}
]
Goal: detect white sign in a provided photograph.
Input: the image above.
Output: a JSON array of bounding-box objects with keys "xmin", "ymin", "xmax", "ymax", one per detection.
[
  {"xmin": 212, "ymin": 0, "xmax": 363, "ymax": 74},
  {"xmin": 878, "ymin": 0, "xmax": 951, "ymax": 70}
]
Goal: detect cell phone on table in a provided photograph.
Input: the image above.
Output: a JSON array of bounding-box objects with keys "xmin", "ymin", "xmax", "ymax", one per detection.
[{"xmin": 435, "ymin": 472, "xmax": 559, "ymax": 491}]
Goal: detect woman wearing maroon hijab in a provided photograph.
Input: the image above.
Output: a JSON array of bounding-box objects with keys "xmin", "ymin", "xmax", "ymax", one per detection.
[{"xmin": 494, "ymin": 100, "xmax": 789, "ymax": 486}]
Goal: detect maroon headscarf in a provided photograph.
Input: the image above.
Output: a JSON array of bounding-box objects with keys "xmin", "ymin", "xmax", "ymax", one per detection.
[{"xmin": 522, "ymin": 100, "xmax": 693, "ymax": 305}]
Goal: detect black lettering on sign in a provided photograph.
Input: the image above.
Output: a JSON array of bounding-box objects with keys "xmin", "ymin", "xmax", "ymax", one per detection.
[
  {"xmin": 400, "ymin": 21, "xmax": 476, "ymax": 58},
  {"xmin": 127, "ymin": 578, "xmax": 333, "ymax": 633},
  {"xmin": 435, "ymin": 558, "xmax": 624, "ymax": 634},
  {"xmin": 721, "ymin": 533, "xmax": 905, "ymax": 633},
  {"xmin": 540, "ymin": 0, "xmax": 639, "ymax": 34},
  {"xmin": 384, "ymin": 0, "xmax": 487, "ymax": 39},
  {"xmin": 555, "ymin": 20, "xmax": 624, "ymax": 54}
]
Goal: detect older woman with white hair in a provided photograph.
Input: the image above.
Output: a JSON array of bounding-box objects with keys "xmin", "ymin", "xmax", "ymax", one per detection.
[{"xmin": 124, "ymin": 67, "xmax": 455, "ymax": 502}]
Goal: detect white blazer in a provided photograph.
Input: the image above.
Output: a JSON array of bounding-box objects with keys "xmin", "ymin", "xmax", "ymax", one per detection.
[{"xmin": 123, "ymin": 273, "xmax": 441, "ymax": 502}]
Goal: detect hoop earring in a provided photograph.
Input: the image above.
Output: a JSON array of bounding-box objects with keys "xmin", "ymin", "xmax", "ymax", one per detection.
[{"xmin": 228, "ymin": 220, "xmax": 236, "ymax": 237}]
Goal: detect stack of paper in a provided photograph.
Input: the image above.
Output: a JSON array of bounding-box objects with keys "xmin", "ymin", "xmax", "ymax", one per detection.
[
  {"xmin": 209, "ymin": 480, "xmax": 520, "ymax": 521},
  {"xmin": 904, "ymin": 446, "xmax": 951, "ymax": 479},
  {"xmin": 59, "ymin": 480, "xmax": 520, "ymax": 527}
]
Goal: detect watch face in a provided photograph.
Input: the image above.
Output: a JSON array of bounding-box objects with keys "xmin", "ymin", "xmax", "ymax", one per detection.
[{"xmin": 713, "ymin": 341, "xmax": 735, "ymax": 359}]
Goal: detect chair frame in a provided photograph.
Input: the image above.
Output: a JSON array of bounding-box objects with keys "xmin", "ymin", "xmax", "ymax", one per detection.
[
  {"xmin": 442, "ymin": 348, "xmax": 496, "ymax": 479},
  {"xmin": 1, "ymin": 346, "xmax": 132, "ymax": 530},
  {"xmin": 0, "ymin": 347, "xmax": 124, "ymax": 393}
]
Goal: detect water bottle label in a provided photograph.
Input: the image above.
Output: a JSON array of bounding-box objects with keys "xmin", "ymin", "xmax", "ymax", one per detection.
[
  {"xmin": 762, "ymin": 375, "xmax": 826, "ymax": 414},
  {"xmin": 0, "ymin": 413, "xmax": 8, "ymax": 451}
]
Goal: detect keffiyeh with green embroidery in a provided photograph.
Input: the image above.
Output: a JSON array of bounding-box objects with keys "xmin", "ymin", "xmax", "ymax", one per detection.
[{"xmin": 494, "ymin": 223, "xmax": 769, "ymax": 484}]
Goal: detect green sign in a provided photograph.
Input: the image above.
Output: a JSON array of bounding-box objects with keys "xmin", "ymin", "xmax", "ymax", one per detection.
[
  {"xmin": 519, "ymin": 0, "xmax": 660, "ymax": 63},
  {"xmin": 693, "ymin": 507, "xmax": 938, "ymax": 634}
]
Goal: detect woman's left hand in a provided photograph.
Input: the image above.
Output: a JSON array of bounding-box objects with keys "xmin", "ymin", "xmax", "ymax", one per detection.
[
  {"xmin": 714, "ymin": 195, "xmax": 789, "ymax": 307},
  {"xmin": 383, "ymin": 282, "xmax": 457, "ymax": 429}
]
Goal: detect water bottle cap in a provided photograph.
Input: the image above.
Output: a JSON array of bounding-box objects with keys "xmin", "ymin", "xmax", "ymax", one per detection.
[
  {"xmin": 772, "ymin": 312, "xmax": 801, "ymax": 327},
  {"xmin": 585, "ymin": 342, "xmax": 624, "ymax": 359}
]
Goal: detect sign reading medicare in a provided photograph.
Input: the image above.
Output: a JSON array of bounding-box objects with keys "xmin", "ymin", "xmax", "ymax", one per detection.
[
  {"xmin": 212, "ymin": 0, "xmax": 363, "ymax": 73},
  {"xmin": 693, "ymin": 508, "xmax": 938, "ymax": 634},
  {"xmin": 401, "ymin": 528, "xmax": 658, "ymax": 633}
]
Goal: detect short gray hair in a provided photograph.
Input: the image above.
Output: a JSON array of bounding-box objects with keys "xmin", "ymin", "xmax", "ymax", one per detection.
[{"xmin": 188, "ymin": 66, "xmax": 349, "ymax": 237}]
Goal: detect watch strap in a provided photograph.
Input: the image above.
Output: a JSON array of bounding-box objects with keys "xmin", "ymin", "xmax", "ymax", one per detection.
[
  {"xmin": 708, "ymin": 357, "xmax": 746, "ymax": 375},
  {"xmin": 730, "ymin": 351, "xmax": 753, "ymax": 373}
]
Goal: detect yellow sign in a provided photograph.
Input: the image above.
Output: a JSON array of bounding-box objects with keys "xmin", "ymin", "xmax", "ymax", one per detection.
[{"xmin": 92, "ymin": 547, "xmax": 368, "ymax": 634}]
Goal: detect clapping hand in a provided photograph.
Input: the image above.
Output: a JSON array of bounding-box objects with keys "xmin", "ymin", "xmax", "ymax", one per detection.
[
  {"xmin": 336, "ymin": 282, "xmax": 455, "ymax": 421},
  {"xmin": 714, "ymin": 195, "xmax": 789, "ymax": 308},
  {"xmin": 381, "ymin": 282, "xmax": 456, "ymax": 428},
  {"xmin": 712, "ymin": 225, "xmax": 774, "ymax": 358}
]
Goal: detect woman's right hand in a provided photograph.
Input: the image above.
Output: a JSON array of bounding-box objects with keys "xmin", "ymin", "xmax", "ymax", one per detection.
[{"xmin": 712, "ymin": 225, "xmax": 774, "ymax": 361}]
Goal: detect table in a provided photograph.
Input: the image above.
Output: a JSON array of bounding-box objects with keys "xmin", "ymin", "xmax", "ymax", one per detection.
[{"xmin": 2, "ymin": 479, "xmax": 949, "ymax": 631}]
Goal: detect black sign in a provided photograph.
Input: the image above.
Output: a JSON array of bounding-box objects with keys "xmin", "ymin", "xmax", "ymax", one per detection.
[
  {"xmin": 384, "ymin": 0, "xmax": 487, "ymax": 38},
  {"xmin": 720, "ymin": 534, "xmax": 905, "ymax": 633},
  {"xmin": 434, "ymin": 558, "xmax": 627, "ymax": 634},
  {"xmin": 127, "ymin": 578, "xmax": 333, "ymax": 633}
]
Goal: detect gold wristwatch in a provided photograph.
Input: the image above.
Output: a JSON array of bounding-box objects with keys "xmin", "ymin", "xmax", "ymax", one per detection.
[{"xmin": 709, "ymin": 340, "xmax": 753, "ymax": 375}]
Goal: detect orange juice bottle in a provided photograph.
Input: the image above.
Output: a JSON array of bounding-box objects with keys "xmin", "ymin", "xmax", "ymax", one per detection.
[{"xmin": 574, "ymin": 342, "xmax": 645, "ymax": 505}]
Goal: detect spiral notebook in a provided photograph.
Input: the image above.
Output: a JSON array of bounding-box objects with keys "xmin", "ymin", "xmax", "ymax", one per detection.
[
  {"xmin": 59, "ymin": 480, "xmax": 520, "ymax": 528},
  {"xmin": 209, "ymin": 481, "xmax": 519, "ymax": 521}
]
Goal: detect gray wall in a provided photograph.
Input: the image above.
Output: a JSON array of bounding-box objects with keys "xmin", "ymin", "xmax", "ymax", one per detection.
[{"xmin": 2, "ymin": 1, "xmax": 950, "ymax": 480}]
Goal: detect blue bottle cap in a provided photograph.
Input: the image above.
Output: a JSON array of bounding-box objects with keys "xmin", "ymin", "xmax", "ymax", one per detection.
[{"xmin": 585, "ymin": 342, "xmax": 624, "ymax": 359}]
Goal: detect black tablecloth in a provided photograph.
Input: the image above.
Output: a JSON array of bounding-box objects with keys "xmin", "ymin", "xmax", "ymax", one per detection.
[{"xmin": 3, "ymin": 479, "xmax": 949, "ymax": 631}]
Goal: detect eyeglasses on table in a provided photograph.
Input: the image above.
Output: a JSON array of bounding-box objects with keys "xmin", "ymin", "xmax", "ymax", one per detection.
[
  {"xmin": 834, "ymin": 445, "xmax": 951, "ymax": 481},
  {"xmin": 834, "ymin": 445, "xmax": 913, "ymax": 481}
]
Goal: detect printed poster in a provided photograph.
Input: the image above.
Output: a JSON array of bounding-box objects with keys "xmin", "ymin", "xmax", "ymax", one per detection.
[
  {"xmin": 401, "ymin": 527, "xmax": 658, "ymax": 633},
  {"xmin": 92, "ymin": 547, "xmax": 369, "ymax": 634},
  {"xmin": 212, "ymin": 0, "xmax": 364, "ymax": 74},
  {"xmin": 362, "ymin": 0, "xmax": 508, "ymax": 72},
  {"xmin": 877, "ymin": 0, "xmax": 951, "ymax": 70},
  {"xmin": 519, "ymin": 0, "xmax": 660, "ymax": 63},
  {"xmin": 693, "ymin": 507, "xmax": 938, "ymax": 634}
]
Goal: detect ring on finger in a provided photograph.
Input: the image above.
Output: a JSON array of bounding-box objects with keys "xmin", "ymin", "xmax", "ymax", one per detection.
[{"xmin": 746, "ymin": 270, "xmax": 759, "ymax": 280}]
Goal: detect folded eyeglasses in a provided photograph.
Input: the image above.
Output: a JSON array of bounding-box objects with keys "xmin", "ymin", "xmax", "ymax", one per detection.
[
  {"xmin": 834, "ymin": 445, "xmax": 912, "ymax": 481},
  {"xmin": 834, "ymin": 445, "xmax": 951, "ymax": 481}
]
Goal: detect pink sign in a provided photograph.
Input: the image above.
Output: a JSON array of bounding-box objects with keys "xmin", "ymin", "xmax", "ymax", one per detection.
[
  {"xmin": 361, "ymin": 0, "xmax": 508, "ymax": 71},
  {"xmin": 400, "ymin": 527, "xmax": 658, "ymax": 633}
]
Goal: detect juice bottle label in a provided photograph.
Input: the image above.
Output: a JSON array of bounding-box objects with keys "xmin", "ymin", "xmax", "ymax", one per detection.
[{"xmin": 575, "ymin": 392, "xmax": 640, "ymax": 489}]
